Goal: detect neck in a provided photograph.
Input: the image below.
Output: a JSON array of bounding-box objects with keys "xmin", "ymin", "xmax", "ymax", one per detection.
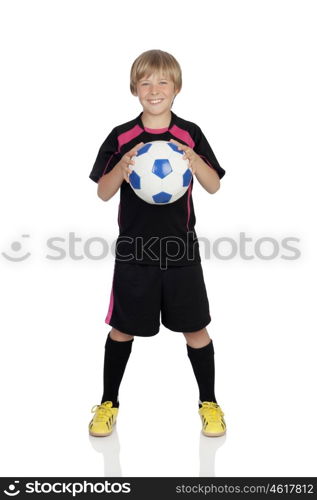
[{"xmin": 141, "ymin": 110, "xmax": 172, "ymax": 129}]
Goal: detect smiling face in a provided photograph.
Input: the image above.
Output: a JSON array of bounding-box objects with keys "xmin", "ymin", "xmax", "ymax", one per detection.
[{"xmin": 135, "ymin": 72, "xmax": 178, "ymax": 117}]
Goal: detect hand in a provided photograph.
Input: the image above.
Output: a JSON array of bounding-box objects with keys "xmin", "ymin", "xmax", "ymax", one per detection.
[
  {"xmin": 118, "ymin": 142, "xmax": 144, "ymax": 183},
  {"xmin": 169, "ymin": 139, "xmax": 200, "ymax": 175}
]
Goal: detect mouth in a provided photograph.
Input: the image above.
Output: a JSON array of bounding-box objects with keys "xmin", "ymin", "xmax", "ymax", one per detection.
[{"xmin": 148, "ymin": 99, "xmax": 164, "ymax": 105}]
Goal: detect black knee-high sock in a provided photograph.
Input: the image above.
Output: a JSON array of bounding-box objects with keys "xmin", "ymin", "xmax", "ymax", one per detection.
[
  {"xmin": 101, "ymin": 330, "xmax": 134, "ymax": 407},
  {"xmin": 186, "ymin": 339, "xmax": 217, "ymax": 406}
]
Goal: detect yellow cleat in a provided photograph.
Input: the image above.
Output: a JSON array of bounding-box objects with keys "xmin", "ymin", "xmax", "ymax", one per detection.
[
  {"xmin": 199, "ymin": 401, "xmax": 226, "ymax": 437},
  {"xmin": 89, "ymin": 401, "xmax": 119, "ymax": 437}
]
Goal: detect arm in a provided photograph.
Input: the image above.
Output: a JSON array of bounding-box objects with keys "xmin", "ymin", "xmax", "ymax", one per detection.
[
  {"xmin": 169, "ymin": 138, "xmax": 224, "ymax": 195},
  {"xmin": 96, "ymin": 141, "xmax": 145, "ymax": 201},
  {"xmin": 194, "ymin": 157, "xmax": 220, "ymax": 194},
  {"xmin": 97, "ymin": 162, "xmax": 124, "ymax": 201}
]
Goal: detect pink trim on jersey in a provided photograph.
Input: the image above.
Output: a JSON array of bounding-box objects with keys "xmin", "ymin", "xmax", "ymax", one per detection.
[
  {"xmin": 105, "ymin": 265, "xmax": 116, "ymax": 324},
  {"xmin": 167, "ymin": 124, "xmax": 195, "ymax": 231},
  {"xmin": 117, "ymin": 124, "xmax": 144, "ymax": 152},
  {"xmin": 169, "ymin": 125, "xmax": 195, "ymax": 149},
  {"xmin": 186, "ymin": 181, "xmax": 193, "ymax": 231},
  {"xmin": 102, "ymin": 153, "xmax": 117, "ymax": 175},
  {"xmin": 144, "ymin": 126, "xmax": 168, "ymax": 134},
  {"xmin": 199, "ymin": 154, "xmax": 214, "ymax": 169}
]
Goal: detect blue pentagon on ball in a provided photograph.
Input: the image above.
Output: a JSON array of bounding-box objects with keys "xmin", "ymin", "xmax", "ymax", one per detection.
[
  {"xmin": 183, "ymin": 168, "xmax": 192, "ymax": 187},
  {"xmin": 152, "ymin": 159, "xmax": 172, "ymax": 179},
  {"xmin": 167, "ymin": 142, "xmax": 184, "ymax": 155},
  {"xmin": 152, "ymin": 191, "xmax": 172, "ymax": 203},
  {"xmin": 136, "ymin": 143, "xmax": 152, "ymax": 156},
  {"xmin": 129, "ymin": 170, "xmax": 141, "ymax": 189}
]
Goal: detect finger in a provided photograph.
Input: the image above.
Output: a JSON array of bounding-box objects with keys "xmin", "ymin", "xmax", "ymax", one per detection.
[
  {"xmin": 182, "ymin": 152, "xmax": 190, "ymax": 161},
  {"xmin": 124, "ymin": 155, "xmax": 135, "ymax": 166},
  {"xmin": 126, "ymin": 166, "xmax": 133, "ymax": 180},
  {"xmin": 130, "ymin": 142, "xmax": 144, "ymax": 155},
  {"xmin": 133, "ymin": 143, "xmax": 144, "ymax": 153},
  {"xmin": 124, "ymin": 154, "xmax": 131, "ymax": 164},
  {"xmin": 170, "ymin": 139, "xmax": 186, "ymax": 150}
]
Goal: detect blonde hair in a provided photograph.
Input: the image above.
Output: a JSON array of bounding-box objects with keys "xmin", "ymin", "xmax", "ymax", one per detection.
[{"xmin": 130, "ymin": 49, "xmax": 182, "ymax": 96}]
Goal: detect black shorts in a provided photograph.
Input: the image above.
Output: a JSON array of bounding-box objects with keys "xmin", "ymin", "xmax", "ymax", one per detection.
[{"xmin": 104, "ymin": 261, "xmax": 212, "ymax": 337}]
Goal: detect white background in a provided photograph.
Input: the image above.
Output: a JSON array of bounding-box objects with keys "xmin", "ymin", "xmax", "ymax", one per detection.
[{"xmin": 0, "ymin": 0, "xmax": 316, "ymax": 477}]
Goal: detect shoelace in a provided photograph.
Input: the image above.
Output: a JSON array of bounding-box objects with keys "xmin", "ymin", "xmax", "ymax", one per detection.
[
  {"xmin": 91, "ymin": 401, "xmax": 113, "ymax": 422},
  {"xmin": 201, "ymin": 402, "xmax": 223, "ymax": 421}
]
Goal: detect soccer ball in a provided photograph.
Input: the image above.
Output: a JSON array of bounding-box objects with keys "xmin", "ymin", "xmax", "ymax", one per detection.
[{"xmin": 129, "ymin": 141, "xmax": 193, "ymax": 204}]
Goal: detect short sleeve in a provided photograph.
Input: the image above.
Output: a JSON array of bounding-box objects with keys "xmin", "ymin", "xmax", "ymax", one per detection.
[
  {"xmin": 89, "ymin": 128, "xmax": 121, "ymax": 183},
  {"xmin": 194, "ymin": 126, "xmax": 226, "ymax": 179}
]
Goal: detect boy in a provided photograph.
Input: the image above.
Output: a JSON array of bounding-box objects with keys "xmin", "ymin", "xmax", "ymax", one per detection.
[{"xmin": 88, "ymin": 49, "xmax": 226, "ymax": 438}]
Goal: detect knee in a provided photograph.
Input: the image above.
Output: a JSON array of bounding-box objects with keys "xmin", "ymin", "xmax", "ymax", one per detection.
[
  {"xmin": 183, "ymin": 328, "xmax": 211, "ymax": 348},
  {"xmin": 110, "ymin": 328, "xmax": 134, "ymax": 341}
]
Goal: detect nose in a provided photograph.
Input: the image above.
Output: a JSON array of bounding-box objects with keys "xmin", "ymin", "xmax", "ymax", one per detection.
[{"xmin": 149, "ymin": 84, "xmax": 159, "ymax": 94}]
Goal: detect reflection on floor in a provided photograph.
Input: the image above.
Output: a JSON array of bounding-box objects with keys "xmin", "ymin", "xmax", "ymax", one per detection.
[{"xmin": 89, "ymin": 428, "xmax": 226, "ymax": 477}]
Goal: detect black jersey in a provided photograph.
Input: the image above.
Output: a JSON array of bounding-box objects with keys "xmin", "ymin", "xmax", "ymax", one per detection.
[{"xmin": 89, "ymin": 111, "xmax": 226, "ymax": 269}]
